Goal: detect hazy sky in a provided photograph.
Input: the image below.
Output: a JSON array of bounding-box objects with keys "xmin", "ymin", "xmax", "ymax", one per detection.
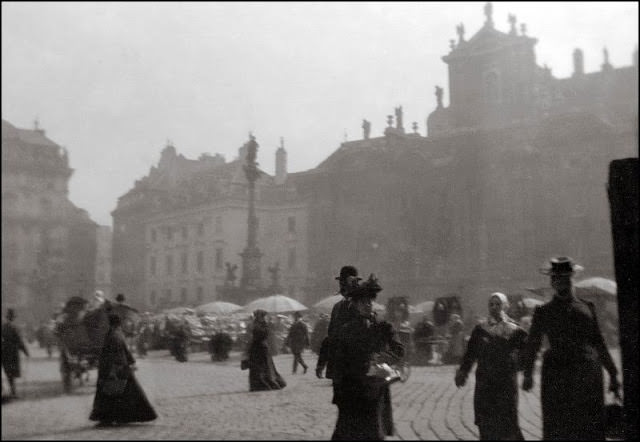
[{"xmin": 2, "ymin": 2, "xmax": 638, "ymax": 226}]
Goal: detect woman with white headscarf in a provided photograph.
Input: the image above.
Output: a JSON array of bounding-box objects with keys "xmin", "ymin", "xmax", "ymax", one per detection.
[{"xmin": 454, "ymin": 292, "xmax": 527, "ymax": 440}]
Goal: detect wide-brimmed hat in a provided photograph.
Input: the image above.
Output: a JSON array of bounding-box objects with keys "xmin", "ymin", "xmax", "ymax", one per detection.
[
  {"xmin": 539, "ymin": 256, "xmax": 584, "ymax": 276},
  {"xmin": 335, "ymin": 265, "xmax": 362, "ymax": 281}
]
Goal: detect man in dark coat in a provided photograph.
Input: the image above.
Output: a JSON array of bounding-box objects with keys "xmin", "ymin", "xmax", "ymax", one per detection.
[
  {"xmin": 89, "ymin": 314, "xmax": 157, "ymax": 426},
  {"xmin": 521, "ymin": 257, "xmax": 620, "ymax": 440},
  {"xmin": 286, "ymin": 311, "xmax": 310, "ymax": 374},
  {"xmin": 326, "ymin": 265, "xmax": 361, "ymax": 380},
  {"xmin": 1, "ymin": 309, "xmax": 29, "ymax": 398},
  {"xmin": 331, "ymin": 274, "xmax": 404, "ymax": 440}
]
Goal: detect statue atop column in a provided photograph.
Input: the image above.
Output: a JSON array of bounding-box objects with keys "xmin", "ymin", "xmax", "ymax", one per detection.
[
  {"xmin": 435, "ymin": 86, "xmax": 444, "ymax": 109},
  {"xmin": 602, "ymin": 47, "xmax": 612, "ymax": 71},
  {"xmin": 362, "ymin": 119, "xmax": 371, "ymax": 139}
]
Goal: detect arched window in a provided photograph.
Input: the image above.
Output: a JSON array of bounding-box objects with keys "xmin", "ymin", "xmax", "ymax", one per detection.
[{"xmin": 484, "ymin": 71, "xmax": 500, "ymax": 103}]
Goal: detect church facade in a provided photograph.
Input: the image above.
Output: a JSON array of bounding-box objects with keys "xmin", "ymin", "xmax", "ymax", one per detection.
[{"xmin": 292, "ymin": 4, "xmax": 638, "ymax": 314}]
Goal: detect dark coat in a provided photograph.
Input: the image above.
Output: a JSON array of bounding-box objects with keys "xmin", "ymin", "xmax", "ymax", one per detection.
[
  {"xmin": 248, "ymin": 320, "xmax": 286, "ymax": 392},
  {"xmin": 89, "ymin": 327, "xmax": 157, "ymax": 423},
  {"xmin": 459, "ymin": 319, "xmax": 527, "ymax": 440},
  {"xmin": 1, "ymin": 322, "xmax": 29, "ymax": 378},
  {"xmin": 326, "ymin": 297, "xmax": 355, "ymax": 379},
  {"xmin": 521, "ymin": 296, "xmax": 617, "ymax": 440},
  {"xmin": 331, "ymin": 315, "xmax": 404, "ymax": 440},
  {"xmin": 286, "ymin": 321, "xmax": 309, "ymax": 353}
]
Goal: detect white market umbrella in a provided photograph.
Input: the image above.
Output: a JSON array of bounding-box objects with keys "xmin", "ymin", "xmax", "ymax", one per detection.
[
  {"xmin": 243, "ymin": 294, "xmax": 308, "ymax": 314},
  {"xmin": 522, "ymin": 297, "xmax": 545, "ymax": 309},
  {"xmin": 574, "ymin": 277, "xmax": 617, "ymax": 299},
  {"xmin": 415, "ymin": 300, "xmax": 435, "ymax": 314},
  {"xmin": 162, "ymin": 306, "xmax": 195, "ymax": 315},
  {"xmin": 195, "ymin": 301, "xmax": 243, "ymax": 316}
]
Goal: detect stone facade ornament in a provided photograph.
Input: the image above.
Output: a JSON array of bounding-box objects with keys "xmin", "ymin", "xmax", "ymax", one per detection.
[
  {"xmin": 435, "ymin": 86, "xmax": 444, "ymax": 109},
  {"xmin": 484, "ymin": 2, "xmax": 493, "ymax": 28},
  {"xmin": 456, "ymin": 23, "xmax": 465, "ymax": 43},
  {"xmin": 508, "ymin": 14, "xmax": 517, "ymax": 35}
]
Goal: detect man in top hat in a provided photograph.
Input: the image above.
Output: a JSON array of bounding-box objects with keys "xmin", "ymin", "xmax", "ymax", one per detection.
[
  {"xmin": 286, "ymin": 311, "xmax": 310, "ymax": 374},
  {"xmin": 521, "ymin": 256, "xmax": 620, "ymax": 440},
  {"xmin": 325, "ymin": 265, "xmax": 361, "ymax": 380},
  {"xmin": 331, "ymin": 274, "xmax": 404, "ymax": 440},
  {"xmin": 2, "ymin": 309, "xmax": 30, "ymax": 398}
]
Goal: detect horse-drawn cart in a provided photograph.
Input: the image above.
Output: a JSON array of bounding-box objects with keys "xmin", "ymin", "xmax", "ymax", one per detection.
[{"xmin": 55, "ymin": 296, "xmax": 140, "ymax": 392}]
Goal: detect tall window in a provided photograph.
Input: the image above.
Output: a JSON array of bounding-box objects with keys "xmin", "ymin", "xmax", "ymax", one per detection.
[
  {"xmin": 288, "ymin": 216, "xmax": 296, "ymax": 233},
  {"xmin": 197, "ymin": 223, "xmax": 205, "ymax": 236},
  {"xmin": 485, "ymin": 71, "xmax": 500, "ymax": 103},
  {"xmin": 151, "ymin": 228, "xmax": 157, "ymax": 242},
  {"xmin": 288, "ymin": 247, "xmax": 296, "ymax": 270},
  {"xmin": 180, "ymin": 288, "xmax": 187, "ymax": 304},
  {"xmin": 150, "ymin": 256, "xmax": 156, "ymax": 275},
  {"xmin": 164, "ymin": 289, "xmax": 172, "ymax": 304},
  {"xmin": 150, "ymin": 290, "xmax": 156, "ymax": 306},
  {"xmin": 181, "ymin": 226, "xmax": 188, "ymax": 240},
  {"xmin": 181, "ymin": 252, "xmax": 188, "ymax": 274},
  {"xmin": 166, "ymin": 226, "xmax": 173, "ymax": 241},
  {"xmin": 197, "ymin": 251, "xmax": 204, "ymax": 273},
  {"xmin": 215, "ymin": 248, "xmax": 224, "ymax": 270},
  {"xmin": 166, "ymin": 254, "xmax": 173, "ymax": 275},
  {"xmin": 215, "ymin": 216, "xmax": 223, "ymax": 234},
  {"xmin": 196, "ymin": 286, "xmax": 203, "ymax": 303}
]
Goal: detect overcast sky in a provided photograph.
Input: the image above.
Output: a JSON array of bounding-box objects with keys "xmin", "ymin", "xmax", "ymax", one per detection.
[{"xmin": 2, "ymin": 2, "xmax": 638, "ymax": 226}]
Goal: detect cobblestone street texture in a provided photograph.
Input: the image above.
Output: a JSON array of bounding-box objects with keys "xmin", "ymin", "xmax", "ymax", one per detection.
[{"xmin": 1, "ymin": 343, "xmax": 621, "ymax": 440}]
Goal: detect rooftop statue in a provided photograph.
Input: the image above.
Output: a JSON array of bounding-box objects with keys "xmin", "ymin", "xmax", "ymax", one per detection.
[{"xmin": 362, "ymin": 119, "xmax": 371, "ymax": 139}]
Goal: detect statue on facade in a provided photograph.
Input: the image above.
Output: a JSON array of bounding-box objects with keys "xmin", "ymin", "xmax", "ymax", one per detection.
[
  {"xmin": 435, "ymin": 86, "xmax": 444, "ymax": 108},
  {"xmin": 484, "ymin": 2, "xmax": 493, "ymax": 27},
  {"xmin": 362, "ymin": 119, "xmax": 371, "ymax": 139},
  {"xmin": 449, "ymin": 39, "xmax": 456, "ymax": 51},
  {"xmin": 387, "ymin": 115, "xmax": 393, "ymax": 128},
  {"xmin": 508, "ymin": 14, "xmax": 517, "ymax": 35},
  {"xmin": 267, "ymin": 262, "xmax": 281, "ymax": 289},
  {"xmin": 412, "ymin": 122, "xmax": 419, "ymax": 134},
  {"xmin": 395, "ymin": 106, "xmax": 404, "ymax": 130},
  {"xmin": 520, "ymin": 23, "xmax": 527, "ymax": 36},
  {"xmin": 225, "ymin": 262, "xmax": 238, "ymax": 287},
  {"xmin": 456, "ymin": 23, "xmax": 465, "ymax": 43}
]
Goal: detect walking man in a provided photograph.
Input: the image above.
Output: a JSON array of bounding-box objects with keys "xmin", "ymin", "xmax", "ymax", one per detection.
[
  {"xmin": 286, "ymin": 312, "xmax": 310, "ymax": 374},
  {"xmin": 2, "ymin": 309, "xmax": 30, "ymax": 398}
]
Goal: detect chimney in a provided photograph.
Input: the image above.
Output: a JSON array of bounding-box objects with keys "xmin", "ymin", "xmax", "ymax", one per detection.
[
  {"xmin": 573, "ymin": 48, "xmax": 584, "ymax": 76},
  {"xmin": 275, "ymin": 137, "xmax": 287, "ymax": 185}
]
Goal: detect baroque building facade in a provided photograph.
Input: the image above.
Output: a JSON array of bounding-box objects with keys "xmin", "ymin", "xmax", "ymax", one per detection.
[
  {"xmin": 111, "ymin": 140, "xmax": 309, "ymax": 311},
  {"xmin": 292, "ymin": 4, "xmax": 638, "ymax": 315},
  {"xmin": 1, "ymin": 119, "xmax": 98, "ymax": 325}
]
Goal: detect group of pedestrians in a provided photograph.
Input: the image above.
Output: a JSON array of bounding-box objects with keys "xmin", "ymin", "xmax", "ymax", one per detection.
[
  {"xmin": 2, "ymin": 255, "xmax": 621, "ymax": 440},
  {"xmin": 455, "ymin": 256, "xmax": 620, "ymax": 440}
]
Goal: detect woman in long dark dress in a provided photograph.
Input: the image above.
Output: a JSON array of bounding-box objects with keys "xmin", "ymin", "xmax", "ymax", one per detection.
[
  {"xmin": 455, "ymin": 292, "xmax": 527, "ymax": 440},
  {"xmin": 521, "ymin": 257, "xmax": 620, "ymax": 440},
  {"xmin": 90, "ymin": 314, "xmax": 157, "ymax": 426},
  {"xmin": 332, "ymin": 275, "xmax": 404, "ymax": 440},
  {"xmin": 248, "ymin": 310, "xmax": 286, "ymax": 392}
]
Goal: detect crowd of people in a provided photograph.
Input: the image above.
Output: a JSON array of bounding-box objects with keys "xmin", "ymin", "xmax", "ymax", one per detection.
[{"xmin": 2, "ymin": 256, "xmax": 622, "ymax": 440}]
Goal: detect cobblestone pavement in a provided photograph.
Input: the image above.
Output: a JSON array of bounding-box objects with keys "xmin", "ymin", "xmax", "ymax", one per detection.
[{"xmin": 1, "ymin": 344, "xmax": 620, "ymax": 440}]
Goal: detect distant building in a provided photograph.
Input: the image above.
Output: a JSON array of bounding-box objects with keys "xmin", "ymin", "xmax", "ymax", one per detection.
[
  {"xmin": 1, "ymin": 119, "xmax": 98, "ymax": 325},
  {"xmin": 293, "ymin": 4, "xmax": 638, "ymax": 314},
  {"xmin": 111, "ymin": 141, "xmax": 309, "ymax": 311},
  {"xmin": 94, "ymin": 225, "xmax": 112, "ymax": 298}
]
